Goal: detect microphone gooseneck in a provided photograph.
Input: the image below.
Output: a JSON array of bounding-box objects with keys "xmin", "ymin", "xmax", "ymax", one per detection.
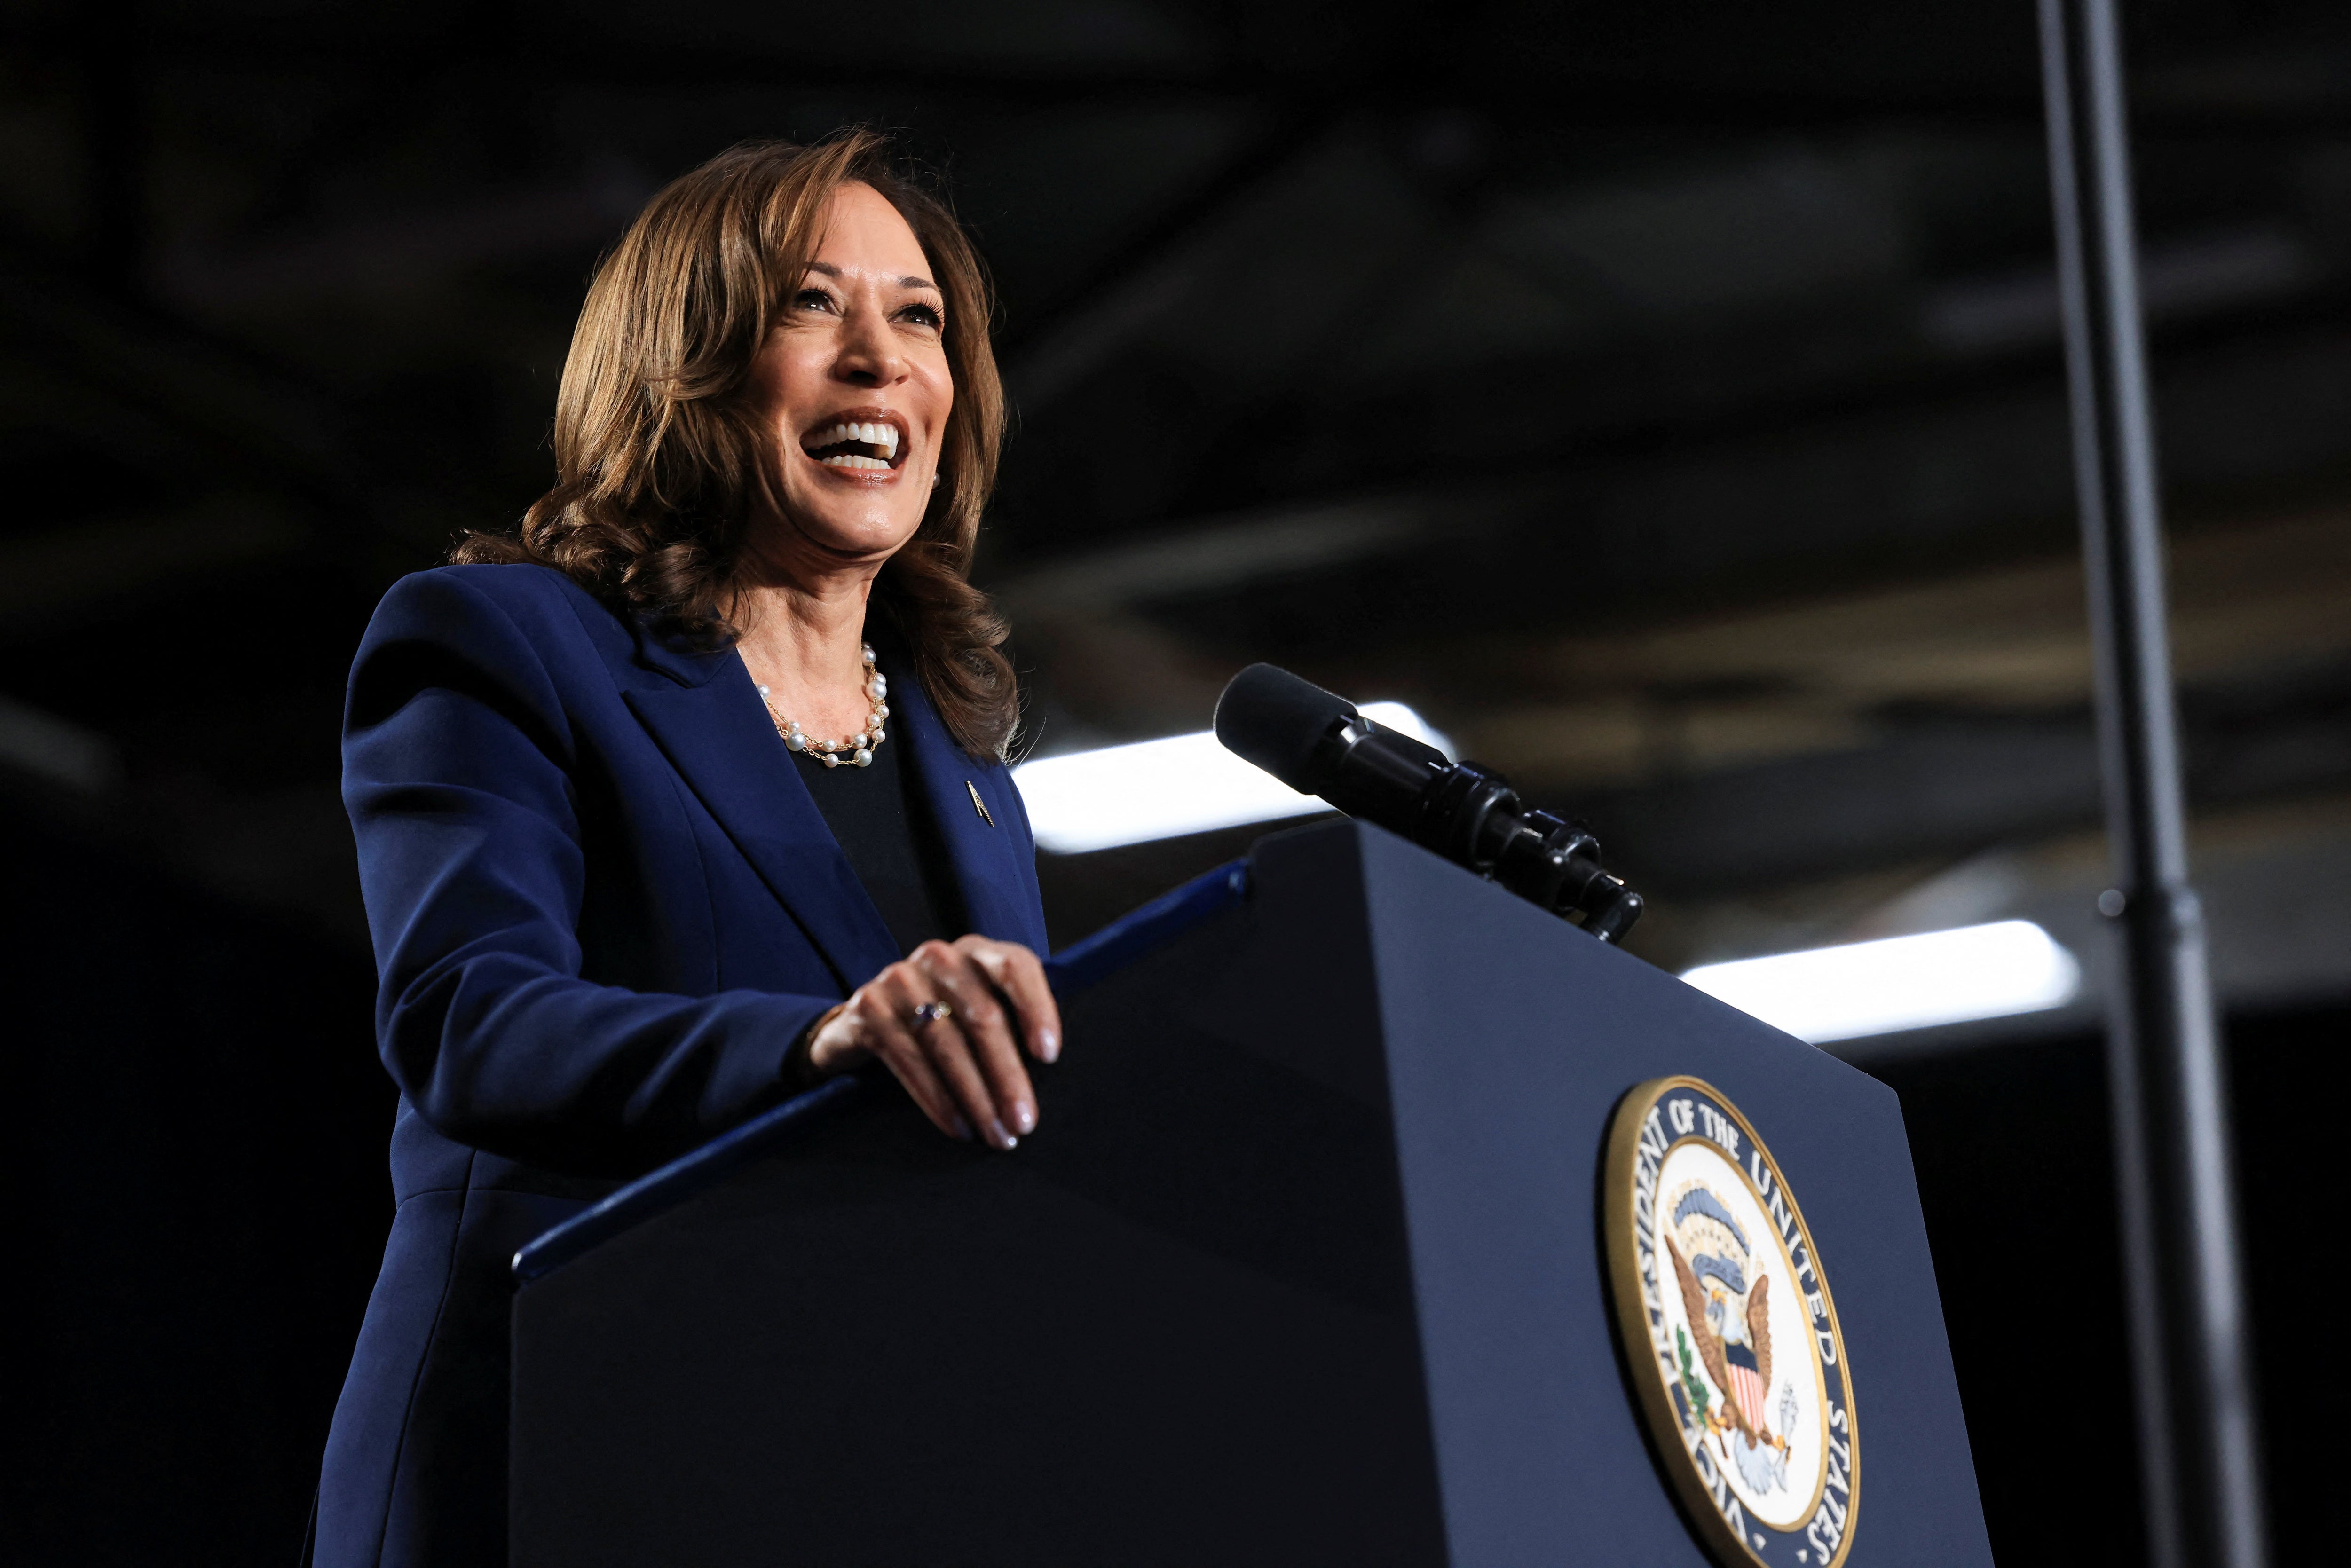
[{"xmin": 1213, "ymin": 663, "xmax": 1644, "ymax": 942}]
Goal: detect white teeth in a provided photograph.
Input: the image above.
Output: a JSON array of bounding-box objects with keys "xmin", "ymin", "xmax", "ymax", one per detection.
[
  {"xmin": 820, "ymin": 453, "xmax": 891, "ymax": 471},
  {"xmin": 808, "ymin": 420, "xmax": 900, "ymax": 461}
]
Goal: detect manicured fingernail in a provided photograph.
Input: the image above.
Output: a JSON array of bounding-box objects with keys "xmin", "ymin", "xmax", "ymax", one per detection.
[
  {"xmin": 950, "ymin": 1114, "xmax": 972, "ymax": 1140},
  {"xmin": 1039, "ymin": 1028, "xmax": 1061, "ymax": 1063},
  {"xmin": 988, "ymin": 1116, "xmax": 1018, "ymax": 1150},
  {"xmin": 1012, "ymin": 1100, "xmax": 1036, "ymax": 1135}
]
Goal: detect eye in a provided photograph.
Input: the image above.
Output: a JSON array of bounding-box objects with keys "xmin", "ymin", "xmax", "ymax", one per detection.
[
  {"xmin": 792, "ymin": 287, "xmax": 837, "ymax": 313},
  {"xmin": 899, "ymin": 301, "xmax": 944, "ymax": 330}
]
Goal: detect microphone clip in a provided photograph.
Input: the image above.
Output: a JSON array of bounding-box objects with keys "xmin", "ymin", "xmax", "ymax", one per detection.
[{"xmin": 1314, "ymin": 712, "xmax": 1645, "ymax": 943}]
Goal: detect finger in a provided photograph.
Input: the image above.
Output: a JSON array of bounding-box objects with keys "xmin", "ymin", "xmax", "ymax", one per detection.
[
  {"xmin": 919, "ymin": 948, "xmax": 1037, "ymax": 1137},
  {"xmin": 917, "ymin": 1007, "xmax": 1018, "ymax": 1150},
  {"xmin": 869, "ymin": 1016, "xmax": 969, "ymax": 1140},
  {"xmin": 855, "ymin": 984, "xmax": 970, "ymax": 1141},
  {"xmin": 900, "ymin": 949, "xmax": 1013, "ymax": 1148},
  {"xmin": 965, "ymin": 939, "xmax": 1063, "ymax": 1064}
]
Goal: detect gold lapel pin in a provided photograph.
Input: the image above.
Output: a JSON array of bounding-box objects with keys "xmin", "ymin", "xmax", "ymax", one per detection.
[{"xmin": 966, "ymin": 780, "xmax": 995, "ymax": 827}]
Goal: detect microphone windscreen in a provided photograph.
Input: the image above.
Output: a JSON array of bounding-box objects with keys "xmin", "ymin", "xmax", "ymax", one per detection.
[{"xmin": 1214, "ymin": 663, "xmax": 1356, "ymax": 791}]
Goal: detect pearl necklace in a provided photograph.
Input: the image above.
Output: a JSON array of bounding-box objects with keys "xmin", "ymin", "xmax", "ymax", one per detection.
[{"xmin": 757, "ymin": 643, "xmax": 891, "ymax": 769}]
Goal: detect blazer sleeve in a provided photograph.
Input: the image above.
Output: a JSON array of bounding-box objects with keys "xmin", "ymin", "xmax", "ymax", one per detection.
[{"xmin": 342, "ymin": 569, "xmax": 830, "ymax": 1174}]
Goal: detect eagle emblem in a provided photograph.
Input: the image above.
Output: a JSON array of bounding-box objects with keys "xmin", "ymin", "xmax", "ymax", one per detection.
[
  {"xmin": 1602, "ymin": 1077, "xmax": 1858, "ymax": 1568},
  {"xmin": 1665, "ymin": 1183, "xmax": 1795, "ymax": 1498}
]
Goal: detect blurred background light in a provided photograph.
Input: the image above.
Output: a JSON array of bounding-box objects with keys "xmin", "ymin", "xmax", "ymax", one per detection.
[
  {"xmin": 1013, "ymin": 702, "xmax": 1449, "ymax": 854},
  {"xmin": 1680, "ymin": 920, "xmax": 2082, "ymax": 1043}
]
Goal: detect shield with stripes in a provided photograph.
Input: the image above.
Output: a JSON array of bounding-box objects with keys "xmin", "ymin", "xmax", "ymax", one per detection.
[{"xmin": 1725, "ymin": 1344, "xmax": 1768, "ymax": 1433}]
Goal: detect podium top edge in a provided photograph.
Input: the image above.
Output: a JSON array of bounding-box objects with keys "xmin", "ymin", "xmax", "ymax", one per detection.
[
  {"xmin": 510, "ymin": 857, "xmax": 1255, "ymax": 1287},
  {"xmin": 1042, "ymin": 858, "xmax": 1250, "ymax": 998},
  {"xmin": 511, "ymin": 1074, "xmax": 864, "ymax": 1285}
]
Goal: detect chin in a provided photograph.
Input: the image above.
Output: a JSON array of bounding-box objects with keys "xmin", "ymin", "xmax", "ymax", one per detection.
[{"xmin": 804, "ymin": 509, "xmax": 925, "ymax": 559}]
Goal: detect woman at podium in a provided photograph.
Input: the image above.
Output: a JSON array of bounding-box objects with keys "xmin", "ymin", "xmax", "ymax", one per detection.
[{"xmin": 312, "ymin": 132, "xmax": 1063, "ymax": 1567}]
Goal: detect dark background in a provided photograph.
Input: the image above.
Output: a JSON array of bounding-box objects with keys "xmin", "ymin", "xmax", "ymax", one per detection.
[{"xmin": 3, "ymin": 1, "xmax": 2344, "ymax": 1562}]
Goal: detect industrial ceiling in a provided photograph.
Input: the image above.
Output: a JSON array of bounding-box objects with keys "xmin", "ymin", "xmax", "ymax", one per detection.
[{"xmin": 3, "ymin": 0, "xmax": 2348, "ymax": 1018}]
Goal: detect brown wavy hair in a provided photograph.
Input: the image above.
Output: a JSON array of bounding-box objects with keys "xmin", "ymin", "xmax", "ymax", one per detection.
[{"xmin": 454, "ymin": 130, "xmax": 1016, "ymax": 758}]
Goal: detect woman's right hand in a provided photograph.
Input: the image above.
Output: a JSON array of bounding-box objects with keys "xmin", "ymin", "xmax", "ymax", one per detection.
[{"xmin": 805, "ymin": 934, "xmax": 1062, "ymax": 1150}]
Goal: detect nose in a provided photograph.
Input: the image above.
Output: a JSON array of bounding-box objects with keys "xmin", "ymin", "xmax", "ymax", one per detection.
[{"xmin": 831, "ymin": 300, "xmax": 906, "ymax": 389}]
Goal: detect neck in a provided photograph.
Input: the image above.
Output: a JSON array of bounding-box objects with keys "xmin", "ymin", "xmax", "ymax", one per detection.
[
  {"xmin": 729, "ymin": 514, "xmax": 890, "ymax": 734},
  {"xmin": 734, "ymin": 574, "xmax": 872, "ymax": 665}
]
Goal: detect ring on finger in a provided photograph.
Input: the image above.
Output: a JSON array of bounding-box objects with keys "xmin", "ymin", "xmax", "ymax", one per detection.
[{"xmin": 911, "ymin": 1000, "xmax": 954, "ymax": 1027}]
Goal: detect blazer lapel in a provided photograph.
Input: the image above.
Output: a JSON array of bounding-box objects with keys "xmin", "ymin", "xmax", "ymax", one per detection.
[
  {"xmin": 891, "ymin": 662, "xmax": 1034, "ymax": 946},
  {"xmin": 623, "ymin": 646, "xmax": 900, "ymax": 993}
]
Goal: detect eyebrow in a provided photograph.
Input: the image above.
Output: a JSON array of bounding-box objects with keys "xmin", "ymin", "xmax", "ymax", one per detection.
[{"xmin": 805, "ymin": 260, "xmax": 939, "ymax": 291}]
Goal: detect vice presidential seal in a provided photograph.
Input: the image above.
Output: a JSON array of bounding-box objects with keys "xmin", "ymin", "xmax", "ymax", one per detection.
[{"xmin": 1603, "ymin": 1077, "xmax": 1857, "ymax": 1568}]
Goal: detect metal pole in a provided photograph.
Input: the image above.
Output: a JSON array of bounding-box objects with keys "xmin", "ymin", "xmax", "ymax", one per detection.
[{"xmin": 2034, "ymin": 3, "xmax": 2267, "ymax": 1565}]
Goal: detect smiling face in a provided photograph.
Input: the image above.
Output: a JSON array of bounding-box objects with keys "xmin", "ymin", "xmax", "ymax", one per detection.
[{"xmin": 743, "ymin": 180, "xmax": 953, "ymax": 565}]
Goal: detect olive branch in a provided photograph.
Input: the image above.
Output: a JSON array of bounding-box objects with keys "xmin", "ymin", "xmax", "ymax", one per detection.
[{"xmin": 1676, "ymin": 1326, "xmax": 1712, "ymax": 1425}]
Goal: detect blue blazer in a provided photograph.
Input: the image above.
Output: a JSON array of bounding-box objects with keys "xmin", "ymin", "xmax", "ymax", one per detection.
[{"xmin": 316, "ymin": 563, "xmax": 1047, "ymax": 1568}]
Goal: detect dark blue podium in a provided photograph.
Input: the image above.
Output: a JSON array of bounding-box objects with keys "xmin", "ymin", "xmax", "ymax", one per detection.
[{"xmin": 507, "ymin": 821, "xmax": 1993, "ymax": 1566}]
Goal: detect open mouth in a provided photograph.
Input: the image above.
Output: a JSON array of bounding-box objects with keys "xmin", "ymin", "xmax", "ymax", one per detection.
[{"xmin": 801, "ymin": 414, "xmax": 906, "ymax": 473}]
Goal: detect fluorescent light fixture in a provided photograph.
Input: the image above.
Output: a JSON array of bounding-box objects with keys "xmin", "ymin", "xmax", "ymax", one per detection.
[
  {"xmin": 1680, "ymin": 920, "xmax": 2082, "ymax": 1044},
  {"xmin": 1014, "ymin": 703, "xmax": 1451, "ymax": 855}
]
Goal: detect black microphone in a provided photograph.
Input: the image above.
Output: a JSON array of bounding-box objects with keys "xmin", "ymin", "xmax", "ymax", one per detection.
[{"xmin": 1213, "ymin": 663, "xmax": 1644, "ymax": 942}]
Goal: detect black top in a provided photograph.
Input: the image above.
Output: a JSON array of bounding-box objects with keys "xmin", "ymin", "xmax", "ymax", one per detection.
[{"xmin": 789, "ymin": 690, "xmax": 967, "ymax": 958}]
